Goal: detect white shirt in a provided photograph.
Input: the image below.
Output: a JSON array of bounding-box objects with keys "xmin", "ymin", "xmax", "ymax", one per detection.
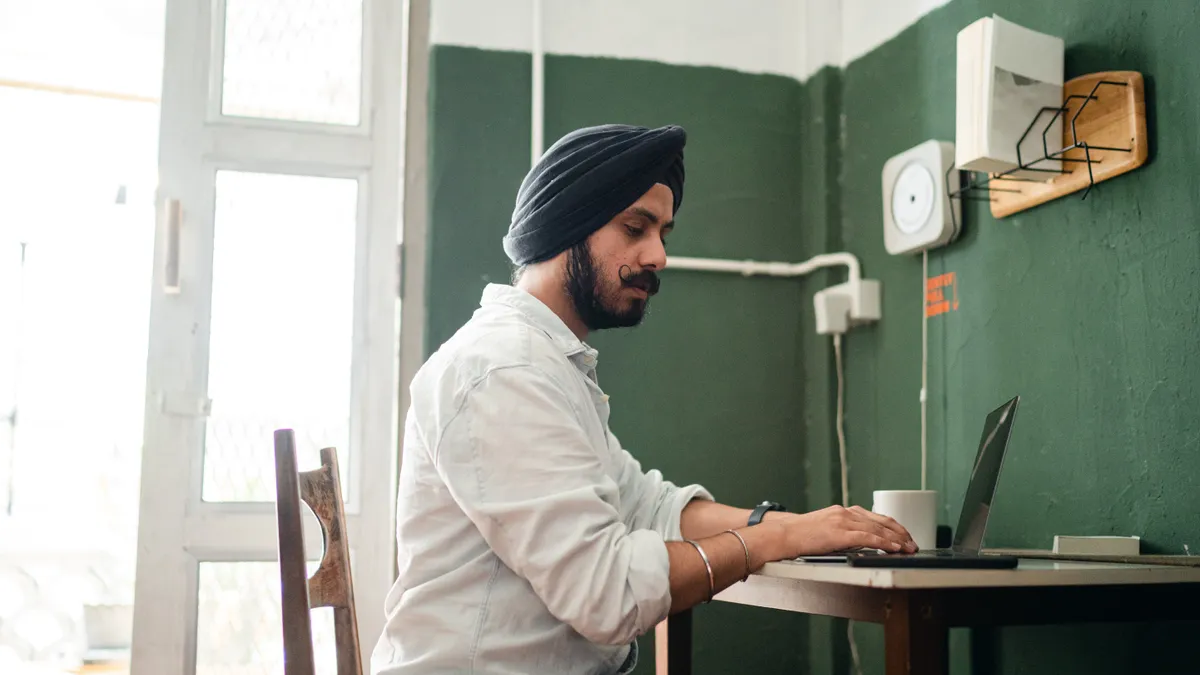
[{"xmin": 371, "ymin": 284, "xmax": 714, "ymax": 675}]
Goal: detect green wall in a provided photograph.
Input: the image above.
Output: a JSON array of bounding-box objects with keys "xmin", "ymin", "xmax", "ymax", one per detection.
[
  {"xmin": 427, "ymin": 46, "xmax": 813, "ymax": 674},
  {"xmin": 424, "ymin": 0, "xmax": 1200, "ymax": 667},
  {"xmin": 828, "ymin": 1, "xmax": 1200, "ymax": 673}
]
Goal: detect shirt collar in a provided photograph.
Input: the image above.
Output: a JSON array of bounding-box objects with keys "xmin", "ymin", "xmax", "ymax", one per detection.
[{"xmin": 480, "ymin": 284, "xmax": 599, "ymax": 367}]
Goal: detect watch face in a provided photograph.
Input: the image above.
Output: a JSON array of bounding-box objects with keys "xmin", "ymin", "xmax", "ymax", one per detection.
[{"xmin": 891, "ymin": 161, "xmax": 936, "ymax": 235}]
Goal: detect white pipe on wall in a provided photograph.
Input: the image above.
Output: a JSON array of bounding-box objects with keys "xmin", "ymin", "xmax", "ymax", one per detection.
[
  {"xmin": 530, "ymin": 0, "xmax": 544, "ymax": 164},
  {"xmin": 666, "ymin": 253, "xmax": 862, "ymax": 283}
]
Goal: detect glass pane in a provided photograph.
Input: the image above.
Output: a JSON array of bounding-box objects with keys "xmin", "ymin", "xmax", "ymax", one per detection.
[
  {"xmin": 0, "ymin": 85, "xmax": 158, "ymax": 670},
  {"xmin": 196, "ymin": 561, "xmax": 338, "ymax": 675},
  {"xmin": 202, "ymin": 172, "xmax": 357, "ymax": 502},
  {"xmin": 220, "ymin": 0, "xmax": 364, "ymax": 125}
]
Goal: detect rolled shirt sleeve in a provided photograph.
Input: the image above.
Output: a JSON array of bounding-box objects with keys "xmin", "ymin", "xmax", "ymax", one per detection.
[
  {"xmin": 433, "ymin": 364, "xmax": 673, "ymax": 646},
  {"xmin": 613, "ymin": 438, "xmax": 714, "ymax": 542}
]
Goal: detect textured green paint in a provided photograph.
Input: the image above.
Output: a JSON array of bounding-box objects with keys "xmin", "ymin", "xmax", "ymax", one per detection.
[
  {"xmin": 426, "ymin": 47, "xmax": 531, "ymax": 351},
  {"xmin": 829, "ymin": 1, "xmax": 1200, "ymax": 673},
  {"xmin": 428, "ymin": 46, "xmax": 812, "ymax": 675}
]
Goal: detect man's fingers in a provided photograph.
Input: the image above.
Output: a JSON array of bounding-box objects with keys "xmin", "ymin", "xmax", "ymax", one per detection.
[
  {"xmin": 846, "ymin": 506, "xmax": 905, "ymax": 539},
  {"xmin": 848, "ymin": 505, "xmax": 907, "ymax": 535},
  {"xmin": 851, "ymin": 530, "xmax": 901, "ymax": 552},
  {"xmin": 844, "ymin": 513, "xmax": 916, "ymax": 553},
  {"xmin": 849, "ymin": 506, "xmax": 915, "ymax": 543},
  {"xmin": 868, "ymin": 521, "xmax": 908, "ymax": 547}
]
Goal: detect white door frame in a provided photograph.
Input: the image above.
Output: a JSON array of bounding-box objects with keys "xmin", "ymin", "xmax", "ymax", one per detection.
[
  {"xmin": 131, "ymin": 0, "xmax": 407, "ymax": 671},
  {"xmin": 397, "ymin": 0, "xmax": 429, "ymax": 430}
]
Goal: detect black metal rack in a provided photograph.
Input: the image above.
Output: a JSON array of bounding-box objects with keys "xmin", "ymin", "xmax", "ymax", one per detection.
[{"xmin": 944, "ymin": 79, "xmax": 1134, "ymax": 230}]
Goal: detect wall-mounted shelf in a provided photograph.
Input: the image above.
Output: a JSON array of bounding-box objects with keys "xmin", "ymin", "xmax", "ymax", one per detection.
[{"xmin": 946, "ymin": 70, "xmax": 1148, "ymax": 223}]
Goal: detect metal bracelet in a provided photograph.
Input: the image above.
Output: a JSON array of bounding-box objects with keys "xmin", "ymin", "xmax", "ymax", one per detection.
[
  {"xmin": 724, "ymin": 529, "xmax": 751, "ymax": 582},
  {"xmin": 684, "ymin": 539, "xmax": 715, "ymax": 603}
]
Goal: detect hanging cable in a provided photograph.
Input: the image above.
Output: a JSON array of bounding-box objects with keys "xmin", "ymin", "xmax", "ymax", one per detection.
[
  {"xmin": 921, "ymin": 250, "xmax": 929, "ymax": 490},
  {"xmin": 530, "ymin": 0, "xmax": 544, "ymax": 164},
  {"xmin": 847, "ymin": 617, "xmax": 863, "ymax": 675},
  {"xmin": 834, "ymin": 334, "xmax": 849, "ymax": 507},
  {"xmin": 835, "ymin": 333, "xmax": 864, "ymax": 672}
]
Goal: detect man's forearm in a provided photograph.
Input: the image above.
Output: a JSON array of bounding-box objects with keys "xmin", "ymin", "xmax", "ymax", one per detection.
[
  {"xmin": 666, "ymin": 521, "xmax": 787, "ymax": 612},
  {"xmin": 678, "ymin": 498, "xmax": 756, "ymax": 540}
]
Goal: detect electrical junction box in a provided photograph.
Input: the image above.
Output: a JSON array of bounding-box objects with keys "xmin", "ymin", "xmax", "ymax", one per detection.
[{"xmin": 882, "ymin": 140, "xmax": 961, "ymax": 255}]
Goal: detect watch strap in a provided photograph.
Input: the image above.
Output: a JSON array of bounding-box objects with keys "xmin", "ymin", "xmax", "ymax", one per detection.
[{"xmin": 748, "ymin": 501, "xmax": 786, "ymax": 527}]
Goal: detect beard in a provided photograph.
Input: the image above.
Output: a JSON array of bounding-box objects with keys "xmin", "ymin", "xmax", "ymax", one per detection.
[{"xmin": 564, "ymin": 240, "xmax": 661, "ymax": 331}]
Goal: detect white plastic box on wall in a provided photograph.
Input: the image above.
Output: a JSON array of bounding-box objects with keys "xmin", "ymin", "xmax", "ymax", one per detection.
[{"xmin": 881, "ymin": 139, "xmax": 960, "ymax": 256}]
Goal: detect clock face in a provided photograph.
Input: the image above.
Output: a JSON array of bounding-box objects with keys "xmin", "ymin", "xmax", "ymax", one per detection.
[{"xmin": 891, "ymin": 161, "xmax": 936, "ymax": 235}]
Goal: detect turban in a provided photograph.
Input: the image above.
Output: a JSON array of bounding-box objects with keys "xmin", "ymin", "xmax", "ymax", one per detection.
[{"xmin": 503, "ymin": 124, "xmax": 687, "ymax": 265}]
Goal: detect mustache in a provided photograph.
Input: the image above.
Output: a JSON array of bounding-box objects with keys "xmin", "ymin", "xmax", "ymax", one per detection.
[{"xmin": 618, "ymin": 265, "xmax": 661, "ymax": 296}]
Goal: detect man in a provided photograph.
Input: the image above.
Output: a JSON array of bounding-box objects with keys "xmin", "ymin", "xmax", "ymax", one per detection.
[{"xmin": 372, "ymin": 124, "xmax": 915, "ymax": 675}]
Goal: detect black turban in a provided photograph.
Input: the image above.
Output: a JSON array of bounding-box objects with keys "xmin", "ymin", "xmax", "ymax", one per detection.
[{"xmin": 503, "ymin": 124, "xmax": 686, "ymax": 265}]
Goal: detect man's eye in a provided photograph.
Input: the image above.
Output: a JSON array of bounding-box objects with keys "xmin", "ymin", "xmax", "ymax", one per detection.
[{"xmin": 625, "ymin": 224, "xmax": 643, "ymax": 237}]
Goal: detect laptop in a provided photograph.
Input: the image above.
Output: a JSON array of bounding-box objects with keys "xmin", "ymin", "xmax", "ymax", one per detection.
[{"xmin": 801, "ymin": 396, "xmax": 1021, "ymax": 569}]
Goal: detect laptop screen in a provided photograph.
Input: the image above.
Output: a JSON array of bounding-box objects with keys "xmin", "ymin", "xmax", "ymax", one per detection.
[{"xmin": 951, "ymin": 396, "xmax": 1020, "ymax": 553}]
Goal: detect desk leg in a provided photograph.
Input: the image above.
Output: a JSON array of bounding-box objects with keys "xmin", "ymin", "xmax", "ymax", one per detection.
[
  {"xmin": 884, "ymin": 592, "xmax": 948, "ymax": 675},
  {"xmin": 655, "ymin": 611, "xmax": 692, "ymax": 675}
]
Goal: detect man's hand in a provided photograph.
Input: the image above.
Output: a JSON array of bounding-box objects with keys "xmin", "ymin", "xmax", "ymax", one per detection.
[{"xmin": 764, "ymin": 505, "xmax": 917, "ymax": 557}]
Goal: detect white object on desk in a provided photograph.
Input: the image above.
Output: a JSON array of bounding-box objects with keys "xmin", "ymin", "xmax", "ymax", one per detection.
[
  {"xmin": 872, "ymin": 489, "xmax": 938, "ymax": 550},
  {"xmin": 1053, "ymin": 535, "xmax": 1141, "ymax": 556}
]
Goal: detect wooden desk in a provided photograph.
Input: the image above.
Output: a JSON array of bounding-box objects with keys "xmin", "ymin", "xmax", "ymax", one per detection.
[{"xmin": 656, "ymin": 559, "xmax": 1200, "ymax": 675}]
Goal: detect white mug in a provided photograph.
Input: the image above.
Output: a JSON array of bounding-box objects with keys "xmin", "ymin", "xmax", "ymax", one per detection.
[{"xmin": 872, "ymin": 490, "xmax": 938, "ymax": 550}]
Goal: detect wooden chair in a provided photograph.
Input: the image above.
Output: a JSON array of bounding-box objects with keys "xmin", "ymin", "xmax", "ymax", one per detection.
[{"xmin": 274, "ymin": 428, "xmax": 363, "ymax": 675}]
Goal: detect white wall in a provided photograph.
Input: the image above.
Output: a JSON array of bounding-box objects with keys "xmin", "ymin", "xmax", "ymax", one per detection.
[
  {"xmin": 837, "ymin": 0, "xmax": 954, "ymax": 67},
  {"xmin": 431, "ymin": 0, "xmax": 955, "ymax": 82},
  {"xmin": 802, "ymin": 0, "xmax": 843, "ymax": 79},
  {"xmin": 431, "ymin": 0, "xmax": 806, "ymax": 80}
]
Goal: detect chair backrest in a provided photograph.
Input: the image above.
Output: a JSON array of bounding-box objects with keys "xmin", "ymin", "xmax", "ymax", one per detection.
[{"xmin": 274, "ymin": 428, "xmax": 362, "ymax": 675}]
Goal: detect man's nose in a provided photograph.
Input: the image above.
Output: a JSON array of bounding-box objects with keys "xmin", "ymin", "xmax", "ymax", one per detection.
[{"xmin": 641, "ymin": 238, "xmax": 667, "ymax": 271}]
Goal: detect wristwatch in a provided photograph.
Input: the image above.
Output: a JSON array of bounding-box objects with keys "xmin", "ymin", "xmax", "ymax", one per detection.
[{"xmin": 748, "ymin": 500, "xmax": 786, "ymax": 526}]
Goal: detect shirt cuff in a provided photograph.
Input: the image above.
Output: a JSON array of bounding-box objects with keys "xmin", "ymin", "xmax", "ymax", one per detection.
[
  {"xmin": 662, "ymin": 484, "xmax": 714, "ymax": 542},
  {"xmin": 626, "ymin": 529, "xmax": 674, "ymax": 634}
]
